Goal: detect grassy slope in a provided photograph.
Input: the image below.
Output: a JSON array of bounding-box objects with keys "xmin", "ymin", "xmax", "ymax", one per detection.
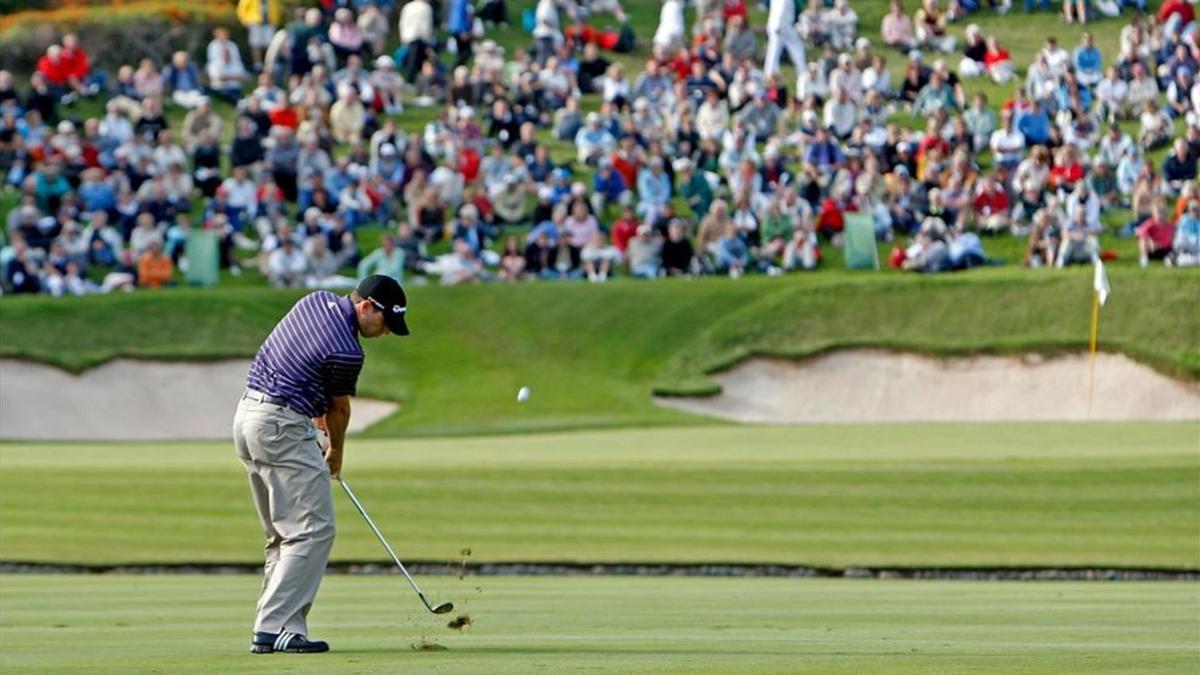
[
  {"xmin": 2, "ymin": 424, "xmax": 1197, "ymax": 568},
  {"xmin": 1, "ymin": 575, "xmax": 1197, "ymax": 674},
  {"xmin": 1, "ymin": 270, "xmax": 1197, "ymax": 435}
]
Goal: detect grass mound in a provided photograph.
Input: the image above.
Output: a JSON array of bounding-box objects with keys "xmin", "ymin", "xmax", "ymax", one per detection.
[{"xmin": 2, "ymin": 271, "xmax": 1197, "ymax": 435}]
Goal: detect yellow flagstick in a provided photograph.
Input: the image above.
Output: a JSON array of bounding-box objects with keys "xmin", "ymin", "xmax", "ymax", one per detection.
[{"xmin": 1086, "ymin": 289, "xmax": 1100, "ymax": 418}]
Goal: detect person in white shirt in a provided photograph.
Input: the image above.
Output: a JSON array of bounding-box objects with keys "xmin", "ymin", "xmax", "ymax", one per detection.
[
  {"xmin": 1126, "ymin": 63, "xmax": 1159, "ymax": 111},
  {"xmin": 268, "ymin": 235, "xmax": 307, "ymax": 287},
  {"xmin": 824, "ymin": 0, "xmax": 859, "ymax": 51},
  {"xmin": 796, "ymin": 60, "xmax": 830, "ymax": 102},
  {"xmin": 696, "ymin": 88, "xmax": 729, "ymax": 141},
  {"xmin": 824, "ymin": 88, "xmax": 859, "ymax": 139},
  {"xmin": 1094, "ymin": 66, "xmax": 1130, "ymax": 123},
  {"xmin": 398, "ymin": 0, "xmax": 434, "ymax": 79},
  {"xmin": 220, "ymin": 165, "xmax": 259, "ymax": 221},
  {"xmin": 1039, "ymin": 38, "xmax": 1070, "ymax": 77},
  {"xmin": 532, "ymin": 0, "xmax": 564, "ymax": 65},
  {"xmin": 828, "ymin": 53, "xmax": 863, "ymax": 100},
  {"xmin": 764, "ymin": 0, "xmax": 806, "ymax": 79},
  {"xmin": 206, "ymin": 28, "xmax": 247, "ymax": 104},
  {"xmin": 989, "ymin": 110, "xmax": 1026, "ymax": 174}
]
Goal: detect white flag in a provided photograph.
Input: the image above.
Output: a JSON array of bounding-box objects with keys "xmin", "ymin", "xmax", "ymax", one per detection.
[{"xmin": 1093, "ymin": 259, "xmax": 1110, "ymax": 306}]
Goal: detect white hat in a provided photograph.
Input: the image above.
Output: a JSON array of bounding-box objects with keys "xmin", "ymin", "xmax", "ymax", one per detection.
[
  {"xmin": 460, "ymin": 204, "xmax": 479, "ymax": 219},
  {"xmin": 375, "ymin": 55, "xmax": 395, "ymax": 69},
  {"xmin": 856, "ymin": 37, "xmax": 870, "ymax": 49},
  {"xmin": 379, "ymin": 142, "xmax": 397, "ymax": 155}
]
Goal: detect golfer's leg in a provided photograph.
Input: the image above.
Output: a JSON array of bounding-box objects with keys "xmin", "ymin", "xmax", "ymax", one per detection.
[
  {"xmin": 252, "ymin": 421, "xmax": 335, "ymax": 635},
  {"xmin": 234, "ymin": 402, "xmax": 287, "ymax": 622}
]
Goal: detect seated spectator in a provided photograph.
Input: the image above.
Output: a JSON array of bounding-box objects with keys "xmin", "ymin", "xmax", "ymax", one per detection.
[
  {"xmin": 914, "ymin": 0, "xmax": 956, "ymax": 53},
  {"xmin": 1072, "ymin": 32, "xmax": 1103, "ymax": 87},
  {"xmin": 1094, "ymin": 67, "xmax": 1129, "ymax": 124},
  {"xmin": 636, "ymin": 157, "xmax": 671, "ymax": 224},
  {"xmin": 357, "ymin": 234, "xmax": 405, "ymax": 281},
  {"xmin": 563, "ymin": 200, "xmax": 599, "ymax": 273},
  {"xmin": 715, "ymin": 222, "xmax": 748, "ymax": 277},
  {"xmin": 267, "ymin": 235, "xmax": 307, "ymax": 287},
  {"xmin": 575, "ymin": 113, "xmax": 615, "ymax": 165},
  {"xmin": 623, "ymin": 223, "xmax": 660, "ymax": 279},
  {"xmin": 959, "ymin": 24, "xmax": 987, "ymax": 78},
  {"xmin": 206, "ymin": 28, "xmax": 248, "ymax": 104},
  {"xmin": 881, "ymin": 0, "xmax": 917, "ymax": 50},
  {"xmin": 162, "ymin": 51, "xmax": 206, "ymax": 109},
  {"xmin": 581, "ymin": 230, "xmax": 621, "ymax": 282},
  {"xmin": 1163, "ymin": 138, "xmax": 1198, "ymax": 194},
  {"xmin": 972, "ymin": 176, "xmax": 1011, "ymax": 233},
  {"xmin": 137, "ymin": 240, "xmax": 174, "ymax": 288},
  {"xmin": 439, "ymin": 238, "xmax": 485, "ymax": 285},
  {"xmin": 330, "ymin": 85, "xmax": 366, "ymax": 144},
  {"xmin": 524, "ymin": 226, "xmax": 560, "ymax": 280},
  {"xmin": 1138, "ymin": 101, "xmax": 1174, "ymax": 151},
  {"xmin": 983, "ymin": 37, "xmax": 1015, "ymax": 84},
  {"xmin": 1136, "ymin": 202, "xmax": 1176, "ymax": 267},
  {"xmin": 328, "ymin": 8, "xmax": 364, "ymax": 63},
  {"xmin": 784, "ymin": 223, "xmax": 821, "ymax": 271},
  {"xmin": 1056, "ymin": 205, "xmax": 1099, "ymax": 267},
  {"xmin": 1174, "ymin": 200, "xmax": 1200, "ymax": 266},
  {"xmin": 498, "ymin": 235, "xmax": 527, "ymax": 281}
]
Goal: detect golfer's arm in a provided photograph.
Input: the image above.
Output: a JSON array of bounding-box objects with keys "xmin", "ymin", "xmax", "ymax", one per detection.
[{"xmin": 324, "ymin": 395, "xmax": 352, "ymax": 454}]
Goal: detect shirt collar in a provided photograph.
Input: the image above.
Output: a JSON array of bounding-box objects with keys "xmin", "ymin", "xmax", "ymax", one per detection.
[{"xmin": 336, "ymin": 295, "xmax": 360, "ymax": 338}]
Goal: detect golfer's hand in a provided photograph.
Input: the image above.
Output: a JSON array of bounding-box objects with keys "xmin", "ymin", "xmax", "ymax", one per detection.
[{"xmin": 325, "ymin": 447, "xmax": 343, "ymax": 478}]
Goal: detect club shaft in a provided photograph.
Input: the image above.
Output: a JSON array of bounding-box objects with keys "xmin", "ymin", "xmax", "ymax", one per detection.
[{"xmin": 337, "ymin": 478, "xmax": 433, "ymax": 608}]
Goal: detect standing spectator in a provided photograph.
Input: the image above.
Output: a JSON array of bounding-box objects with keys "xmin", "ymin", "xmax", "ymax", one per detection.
[
  {"xmin": 237, "ymin": 0, "xmax": 281, "ymax": 71},
  {"xmin": 764, "ymin": 0, "xmax": 806, "ymax": 79},
  {"xmin": 399, "ymin": 0, "xmax": 435, "ymax": 81}
]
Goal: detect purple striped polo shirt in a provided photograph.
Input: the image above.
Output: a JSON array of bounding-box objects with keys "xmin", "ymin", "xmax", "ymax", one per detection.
[{"xmin": 246, "ymin": 291, "xmax": 365, "ymax": 418}]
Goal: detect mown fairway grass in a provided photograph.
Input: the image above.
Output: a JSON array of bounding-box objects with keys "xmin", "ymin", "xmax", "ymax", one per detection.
[
  {"xmin": 0, "ymin": 575, "xmax": 1197, "ymax": 673},
  {"xmin": 2, "ymin": 270, "xmax": 1198, "ymax": 436},
  {"xmin": 1, "ymin": 424, "xmax": 1197, "ymax": 568}
]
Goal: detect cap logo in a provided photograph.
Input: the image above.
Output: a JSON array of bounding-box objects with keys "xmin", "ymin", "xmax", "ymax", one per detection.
[{"xmin": 393, "ymin": 305, "xmax": 405, "ymax": 314}]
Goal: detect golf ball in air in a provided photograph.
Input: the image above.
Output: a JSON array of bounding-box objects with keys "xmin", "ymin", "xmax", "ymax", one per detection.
[{"xmin": 517, "ymin": 386, "xmax": 531, "ymax": 403}]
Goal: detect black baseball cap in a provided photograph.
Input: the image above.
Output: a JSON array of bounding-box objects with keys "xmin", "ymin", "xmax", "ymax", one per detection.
[{"xmin": 356, "ymin": 275, "xmax": 409, "ymax": 336}]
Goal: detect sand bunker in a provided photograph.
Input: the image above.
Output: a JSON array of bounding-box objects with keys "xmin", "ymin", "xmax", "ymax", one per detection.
[
  {"xmin": 655, "ymin": 350, "xmax": 1200, "ymax": 423},
  {"xmin": 0, "ymin": 359, "xmax": 398, "ymax": 441}
]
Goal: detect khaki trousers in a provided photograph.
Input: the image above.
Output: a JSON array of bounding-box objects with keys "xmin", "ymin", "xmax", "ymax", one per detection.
[{"xmin": 233, "ymin": 397, "xmax": 335, "ymax": 635}]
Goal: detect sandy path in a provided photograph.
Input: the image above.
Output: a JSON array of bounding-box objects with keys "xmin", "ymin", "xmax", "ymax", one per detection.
[
  {"xmin": 655, "ymin": 350, "xmax": 1200, "ymax": 423},
  {"xmin": 0, "ymin": 359, "xmax": 399, "ymax": 441}
]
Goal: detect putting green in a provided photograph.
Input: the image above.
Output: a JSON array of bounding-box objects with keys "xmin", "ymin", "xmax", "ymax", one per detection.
[
  {"xmin": 2, "ymin": 424, "xmax": 1197, "ymax": 568},
  {"xmin": 0, "ymin": 575, "xmax": 1196, "ymax": 673}
]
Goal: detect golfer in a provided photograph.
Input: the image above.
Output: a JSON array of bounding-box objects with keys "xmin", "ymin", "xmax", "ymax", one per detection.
[{"xmin": 233, "ymin": 274, "xmax": 409, "ymax": 654}]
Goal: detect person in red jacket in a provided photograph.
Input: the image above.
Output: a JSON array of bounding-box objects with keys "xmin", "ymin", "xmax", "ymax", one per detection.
[
  {"xmin": 972, "ymin": 176, "xmax": 1011, "ymax": 233},
  {"xmin": 1158, "ymin": 0, "xmax": 1195, "ymax": 39},
  {"xmin": 36, "ymin": 46, "xmax": 71, "ymax": 94},
  {"xmin": 60, "ymin": 33, "xmax": 94, "ymax": 95}
]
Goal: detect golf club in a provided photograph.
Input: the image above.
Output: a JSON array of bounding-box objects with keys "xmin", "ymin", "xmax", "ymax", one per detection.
[{"xmin": 337, "ymin": 477, "xmax": 454, "ymax": 615}]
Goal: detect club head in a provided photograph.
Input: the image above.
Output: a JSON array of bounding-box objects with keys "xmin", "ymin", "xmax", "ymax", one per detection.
[{"xmin": 431, "ymin": 601, "xmax": 454, "ymax": 614}]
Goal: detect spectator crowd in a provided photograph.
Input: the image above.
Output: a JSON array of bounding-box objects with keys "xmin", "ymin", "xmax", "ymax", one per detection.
[{"xmin": 2, "ymin": 0, "xmax": 1199, "ymax": 297}]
